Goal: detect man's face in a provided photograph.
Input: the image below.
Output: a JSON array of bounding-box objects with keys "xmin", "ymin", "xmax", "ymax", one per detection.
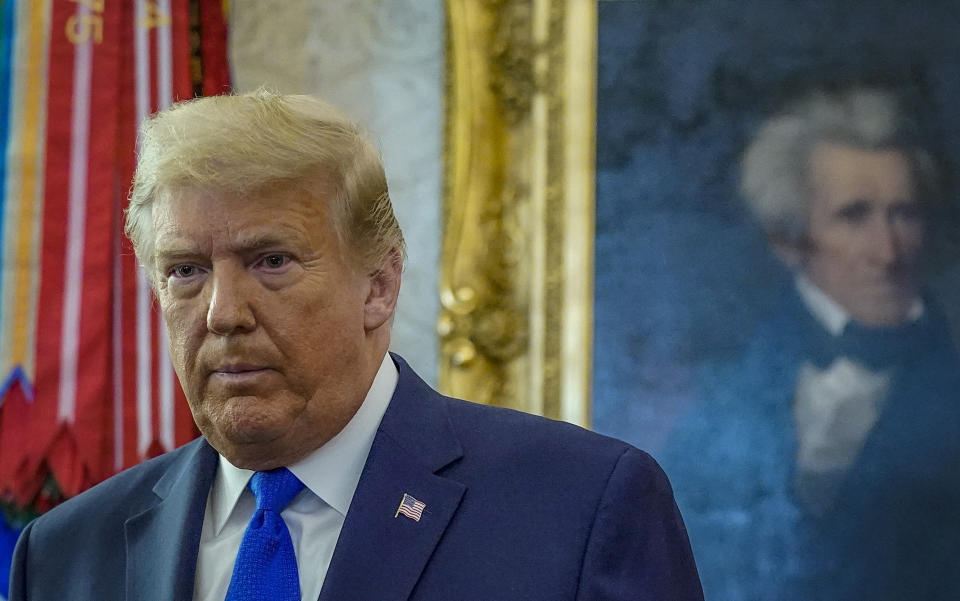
[
  {"xmin": 803, "ymin": 142, "xmax": 925, "ymax": 326},
  {"xmin": 152, "ymin": 186, "xmax": 385, "ymax": 469}
]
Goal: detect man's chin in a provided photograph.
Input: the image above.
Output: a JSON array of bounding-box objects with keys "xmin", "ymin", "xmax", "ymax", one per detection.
[
  {"xmin": 208, "ymin": 431, "xmax": 296, "ymax": 471},
  {"xmin": 199, "ymin": 406, "xmax": 292, "ymax": 455}
]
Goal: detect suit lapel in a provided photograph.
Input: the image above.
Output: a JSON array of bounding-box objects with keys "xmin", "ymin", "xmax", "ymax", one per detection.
[
  {"xmin": 318, "ymin": 355, "xmax": 466, "ymax": 601},
  {"xmin": 124, "ymin": 439, "xmax": 219, "ymax": 601}
]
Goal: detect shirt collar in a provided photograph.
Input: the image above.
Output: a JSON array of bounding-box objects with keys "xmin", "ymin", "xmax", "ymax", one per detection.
[
  {"xmin": 208, "ymin": 353, "xmax": 399, "ymax": 534},
  {"xmin": 794, "ymin": 273, "xmax": 924, "ymax": 337}
]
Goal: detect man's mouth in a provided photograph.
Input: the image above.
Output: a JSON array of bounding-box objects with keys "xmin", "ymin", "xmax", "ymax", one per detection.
[{"xmin": 210, "ymin": 363, "xmax": 274, "ymax": 383}]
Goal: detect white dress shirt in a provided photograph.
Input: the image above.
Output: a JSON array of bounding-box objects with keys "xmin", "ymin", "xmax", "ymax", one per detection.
[{"xmin": 192, "ymin": 353, "xmax": 398, "ymax": 601}]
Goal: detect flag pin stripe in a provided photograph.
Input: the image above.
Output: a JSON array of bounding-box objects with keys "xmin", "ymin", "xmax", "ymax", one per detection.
[{"xmin": 395, "ymin": 492, "xmax": 426, "ymax": 522}]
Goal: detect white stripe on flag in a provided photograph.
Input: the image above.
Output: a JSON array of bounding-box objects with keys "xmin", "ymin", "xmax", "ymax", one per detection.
[
  {"xmin": 135, "ymin": 269, "xmax": 152, "ymax": 457},
  {"xmin": 58, "ymin": 1, "xmax": 93, "ymax": 423},
  {"xmin": 155, "ymin": 0, "xmax": 173, "ymax": 111},
  {"xmin": 134, "ymin": 0, "xmax": 149, "ymax": 124}
]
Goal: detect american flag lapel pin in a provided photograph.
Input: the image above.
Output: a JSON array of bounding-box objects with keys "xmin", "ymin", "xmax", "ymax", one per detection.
[{"xmin": 395, "ymin": 493, "xmax": 426, "ymax": 522}]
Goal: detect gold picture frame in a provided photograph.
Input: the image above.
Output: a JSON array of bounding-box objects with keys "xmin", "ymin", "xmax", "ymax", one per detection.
[{"xmin": 440, "ymin": 0, "xmax": 596, "ymax": 426}]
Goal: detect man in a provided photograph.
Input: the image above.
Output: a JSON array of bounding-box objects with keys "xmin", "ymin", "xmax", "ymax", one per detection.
[
  {"xmin": 9, "ymin": 91, "xmax": 703, "ymax": 600},
  {"xmin": 663, "ymin": 85, "xmax": 960, "ymax": 600}
]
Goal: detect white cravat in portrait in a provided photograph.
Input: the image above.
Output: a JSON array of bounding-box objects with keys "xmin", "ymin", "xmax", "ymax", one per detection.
[{"xmin": 790, "ymin": 275, "xmax": 922, "ymax": 514}]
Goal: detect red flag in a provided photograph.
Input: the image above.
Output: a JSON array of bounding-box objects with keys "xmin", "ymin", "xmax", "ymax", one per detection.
[{"xmin": 0, "ymin": 0, "xmax": 230, "ymax": 512}]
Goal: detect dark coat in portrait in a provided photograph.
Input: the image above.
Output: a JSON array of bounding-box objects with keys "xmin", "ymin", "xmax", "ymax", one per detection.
[{"xmin": 661, "ymin": 282, "xmax": 960, "ymax": 601}]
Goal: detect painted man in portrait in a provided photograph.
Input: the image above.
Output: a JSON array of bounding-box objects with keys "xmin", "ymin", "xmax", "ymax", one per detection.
[{"xmin": 663, "ymin": 85, "xmax": 960, "ymax": 600}]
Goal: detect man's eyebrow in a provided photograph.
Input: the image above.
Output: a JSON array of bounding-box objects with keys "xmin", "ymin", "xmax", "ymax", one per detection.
[
  {"xmin": 153, "ymin": 239, "xmax": 201, "ymax": 260},
  {"xmin": 229, "ymin": 232, "xmax": 308, "ymax": 253},
  {"xmin": 154, "ymin": 232, "xmax": 309, "ymax": 258}
]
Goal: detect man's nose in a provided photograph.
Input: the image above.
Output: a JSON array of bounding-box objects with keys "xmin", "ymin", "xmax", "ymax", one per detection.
[
  {"xmin": 869, "ymin": 217, "xmax": 902, "ymax": 267},
  {"xmin": 205, "ymin": 268, "xmax": 256, "ymax": 335}
]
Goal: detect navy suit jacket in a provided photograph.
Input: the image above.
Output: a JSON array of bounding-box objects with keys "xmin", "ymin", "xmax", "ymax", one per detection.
[{"xmin": 10, "ymin": 355, "xmax": 702, "ymax": 600}]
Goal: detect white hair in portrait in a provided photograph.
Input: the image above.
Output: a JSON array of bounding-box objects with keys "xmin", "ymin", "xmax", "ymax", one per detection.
[{"xmin": 740, "ymin": 85, "xmax": 939, "ymax": 245}]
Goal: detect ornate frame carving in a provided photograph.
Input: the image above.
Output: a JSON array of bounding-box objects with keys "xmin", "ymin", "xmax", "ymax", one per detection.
[{"xmin": 440, "ymin": 0, "xmax": 596, "ymax": 425}]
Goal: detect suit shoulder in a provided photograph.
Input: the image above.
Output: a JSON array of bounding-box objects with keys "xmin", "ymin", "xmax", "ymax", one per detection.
[
  {"xmin": 28, "ymin": 438, "xmax": 208, "ymax": 533},
  {"xmin": 393, "ymin": 355, "xmax": 657, "ymax": 476},
  {"xmin": 441, "ymin": 395, "xmax": 659, "ymax": 477}
]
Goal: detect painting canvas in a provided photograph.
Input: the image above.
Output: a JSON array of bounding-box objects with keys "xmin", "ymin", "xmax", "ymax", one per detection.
[{"xmin": 592, "ymin": 2, "xmax": 960, "ymax": 599}]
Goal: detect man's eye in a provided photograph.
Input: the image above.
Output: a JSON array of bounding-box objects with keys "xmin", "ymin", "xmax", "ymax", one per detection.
[
  {"xmin": 835, "ymin": 200, "xmax": 871, "ymax": 223},
  {"xmin": 170, "ymin": 264, "xmax": 198, "ymax": 279},
  {"xmin": 259, "ymin": 254, "xmax": 291, "ymax": 270}
]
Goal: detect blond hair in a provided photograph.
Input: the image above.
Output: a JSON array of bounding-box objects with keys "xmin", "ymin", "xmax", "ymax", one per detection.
[{"xmin": 126, "ymin": 90, "xmax": 405, "ymax": 280}]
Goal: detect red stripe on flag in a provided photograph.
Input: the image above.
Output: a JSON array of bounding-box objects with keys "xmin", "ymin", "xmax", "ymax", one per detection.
[
  {"xmin": 119, "ymin": 247, "xmax": 142, "ymax": 468},
  {"xmin": 68, "ymin": 0, "xmax": 124, "ymax": 493},
  {"xmin": 114, "ymin": 0, "xmax": 140, "ymax": 471},
  {"xmin": 33, "ymin": 0, "xmax": 80, "ymax": 427},
  {"xmin": 198, "ymin": 0, "xmax": 229, "ymax": 94},
  {"xmin": 170, "ymin": 0, "xmax": 192, "ymax": 101}
]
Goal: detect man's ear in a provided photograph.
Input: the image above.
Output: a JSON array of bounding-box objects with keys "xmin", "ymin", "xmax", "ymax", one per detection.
[{"xmin": 364, "ymin": 247, "xmax": 403, "ymax": 331}]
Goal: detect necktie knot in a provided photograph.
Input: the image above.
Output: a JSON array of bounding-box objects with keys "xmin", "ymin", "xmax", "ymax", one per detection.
[
  {"xmin": 250, "ymin": 468, "xmax": 305, "ymax": 513},
  {"xmin": 225, "ymin": 467, "xmax": 304, "ymax": 601}
]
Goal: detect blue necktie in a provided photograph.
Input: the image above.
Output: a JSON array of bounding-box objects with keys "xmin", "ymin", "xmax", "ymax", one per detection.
[{"xmin": 225, "ymin": 468, "xmax": 305, "ymax": 601}]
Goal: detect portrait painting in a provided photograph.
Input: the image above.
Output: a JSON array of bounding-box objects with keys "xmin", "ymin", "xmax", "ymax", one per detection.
[{"xmin": 592, "ymin": 1, "xmax": 960, "ymax": 599}]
